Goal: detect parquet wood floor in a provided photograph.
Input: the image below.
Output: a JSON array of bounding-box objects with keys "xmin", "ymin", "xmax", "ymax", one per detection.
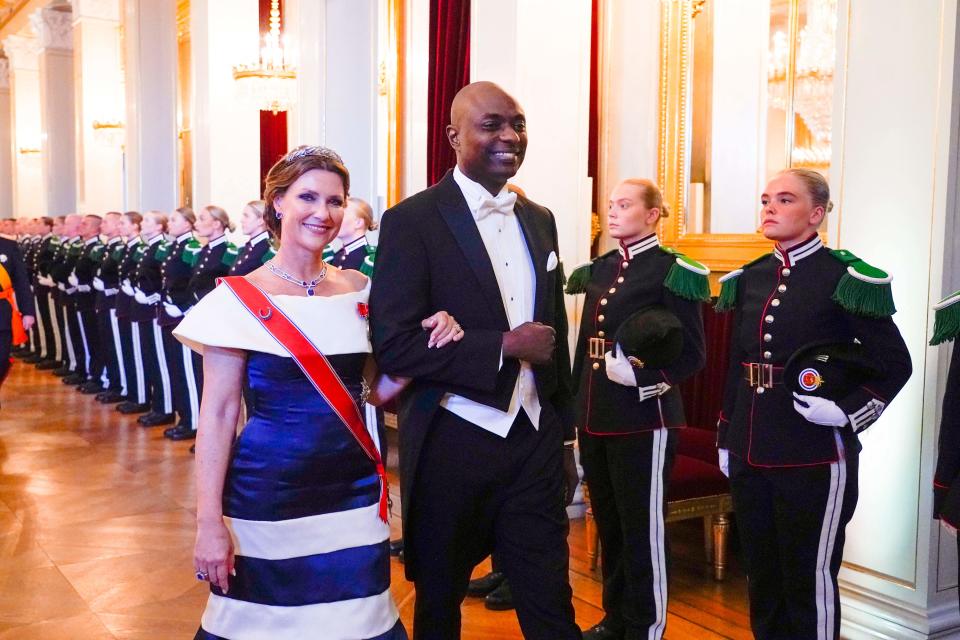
[{"xmin": 0, "ymin": 359, "xmax": 751, "ymax": 638}]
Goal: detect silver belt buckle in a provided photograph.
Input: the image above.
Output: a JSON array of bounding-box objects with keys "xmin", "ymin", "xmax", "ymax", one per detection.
[
  {"xmin": 588, "ymin": 337, "xmax": 605, "ymax": 360},
  {"xmin": 748, "ymin": 363, "xmax": 774, "ymax": 388}
]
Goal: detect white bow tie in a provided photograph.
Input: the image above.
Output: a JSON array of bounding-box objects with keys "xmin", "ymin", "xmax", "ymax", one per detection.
[{"xmin": 474, "ymin": 191, "xmax": 518, "ymax": 221}]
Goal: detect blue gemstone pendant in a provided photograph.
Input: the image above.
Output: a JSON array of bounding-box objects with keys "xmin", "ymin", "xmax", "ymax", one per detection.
[{"xmin": 307, "ymin": 288, "xmax": 315, "ymax": 296}]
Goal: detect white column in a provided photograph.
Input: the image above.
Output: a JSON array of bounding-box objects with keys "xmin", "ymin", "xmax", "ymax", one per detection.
[
  {"xmin": 470, "ymin": 0, "xmax": 593, "ymax": 314},
  {"xmin": 402, "ymin": 0, "xmax": 429, "ymax": 199},
  {"xmin": 123, "ymin": 0, "xmax": 178, "ymax": 212},
  {"xmin": 595, "ymin": 0, "xmax": 660, "ymax": 253},
  {"xmin": 190, "ymin": 0, "xmax": 260, "ymax": 222},
  {"xmin": 31, "ymin": 6, "xmax": 76, "ymax": 216},
  {"xmin": 0, "ymin": 59, "xmax": 12, "ymax": 219},
  {"xmin": 831, "ymin": 0, "xmax": 960, "ymax": 636},
  {"xmin": 286, "ymin": 0, "xmax": 380, "ymax": 207},
  {"xmin": 72, "ymin": 0, "xmax": 124, "ymax": 213},
  {"xmin": 2, "ymin": 33, "xmax": 44, "ymax": 218}
]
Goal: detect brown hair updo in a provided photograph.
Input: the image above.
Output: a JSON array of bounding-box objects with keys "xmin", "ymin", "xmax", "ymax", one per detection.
[
  {"xmin": 777, "ymin": 168, "xmax": 834, "ymax": 214},
  {"xmin": 176, "ymin": 206, "xmax": 196, "ymax": 225},
  {"xmin": 620, "ymin": 178, "xmax": 671, "ymax": 218},
  {"xmin": 263, "ymin": 145, "xmax": 350, "ymax": 240}
]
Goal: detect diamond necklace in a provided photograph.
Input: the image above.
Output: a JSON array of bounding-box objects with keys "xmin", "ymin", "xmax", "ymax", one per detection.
[{"xmin": 265, "ymin": 259, "xmax": 328, "ymax": 296}]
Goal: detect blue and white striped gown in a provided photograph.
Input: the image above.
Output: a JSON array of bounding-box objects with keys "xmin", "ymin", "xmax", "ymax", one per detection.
[{"xmin": 175, "ymin": 283, "xmax": 406, "ymax": 640}]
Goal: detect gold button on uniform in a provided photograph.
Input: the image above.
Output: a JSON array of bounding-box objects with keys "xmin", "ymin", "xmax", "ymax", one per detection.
[
  {"xmin": 765, "ymin": 315, "xmax": 774, "ymax": 323},
  {"xmin": 757, "ymin": 387, "xmax": 765, "ymax": 395},
  {"xmin": 617, "ymin": 277, "xmax": 624, "ymax": 283},
  {"xmin": 771, "ymin": 299, "xmax": 781, "ymax": 307},
  {"xmin": 763, "ymin": 351, "xmax": 772, "ymax": 359},
  {"xmin": 592, "ymin": 362, "xmax": 600, "ymax": 370},
  {"xmin": 764, "ymin": 333, "xmax": 772, "ymax": 342},
  {"xmin": 621, "ymin": 261, "xmax": 629, "ymax": 268},
  {"xmin": 782, "ymin": 268, "xmax": 791, "ymax": 276},
  {"xmin": 600, "ymin": 299, "xmax": 608, "ymax": 306},
  {"xmin": 598, "ymin": 315, "xmax": 605, "ymax": 322},
  {"xmin": 609, "ymin": 288, "xmax": 616, "ymax": 294},
  {"xmin": 598, "ymin": 331, "xmax": 605, "ymax": 338},
  {"xmin": 778, "ymin": 284, "xmax": 787, "ymax": 293}
]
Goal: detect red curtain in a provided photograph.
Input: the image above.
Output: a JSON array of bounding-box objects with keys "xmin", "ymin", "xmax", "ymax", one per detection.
[
  {"xmin": 678, "ymin": 304, "xmax": 734, "ymax": 430},
  {"xmin": 260, "ymin": 111, "xmax": 288, "ymax": 198},
  {"xmin": 427, "ymin": 0, "xmax": 471, "ymax": 186}
]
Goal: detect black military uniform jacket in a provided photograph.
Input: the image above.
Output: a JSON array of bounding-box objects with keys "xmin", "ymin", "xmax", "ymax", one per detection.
[
  {"xmin": 116, "ymin": 238, "xmax": 143, "ymax": 321},
  {"xmin": 72, "ymin": 237, "xmax": 105, "ymax": 311},
  {"xmin": 716, "ymin": 235, "xmax": 912, "ymax": 467},
  {"xmin": 570, "ymin": 234, "xmax": 708, "ymax": 435},
  {"xmin": 228, "ymin": 231, "xmax": 274, "ymax": 277},
  {"xmin": 0, "ymin": 237, "xmax": 36, "ymax": 326},
  {"xmin": 158, "ymin": 232, "xmax": 199, "ymax": 327},
  {"xmin": 93, "ymin": 237, "xmax": 124, "ymax": 312},
  {"xmin": 931, "ymin": 293, "xmax": 960, "ymax": 524},
  {"xmin": 34, "ymin": 234, "xmax": 58, "ymax": 290},
  {"xmin": 332, "ymin": 236, "xmax": 373, "ymax": 273},
  {"xmin": 50, "ymin": 236, "xmax": 82, "ymax": 306},
  {"xmin": 188, "ymin": 235, "xmax": 231, "ymax": 304},
  {"xmin": 130, "ymin": 234, "xmax": 166, "ymax": 323}
]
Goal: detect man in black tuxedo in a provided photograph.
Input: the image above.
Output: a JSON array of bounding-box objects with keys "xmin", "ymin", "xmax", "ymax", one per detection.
[{"xmin": 370, "ymin": 81, "xmax": 581, "ymax": 640}]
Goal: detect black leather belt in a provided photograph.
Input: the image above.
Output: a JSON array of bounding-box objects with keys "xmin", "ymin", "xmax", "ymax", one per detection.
[
  {"xmin": 742, "ymin": 362, "xmax": 784, "ymax": 388},
  {"xmin": 587, "ymin": 337, "xmax": 614, "ymax": 360}
]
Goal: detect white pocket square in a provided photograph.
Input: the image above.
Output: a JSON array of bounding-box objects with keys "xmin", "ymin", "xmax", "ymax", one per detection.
[{"xmin": 546, "ymin": 251, "xmax": 558, "ymax": 272}]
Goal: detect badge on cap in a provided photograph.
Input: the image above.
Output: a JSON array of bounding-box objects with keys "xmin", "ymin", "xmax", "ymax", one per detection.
[{"xmin": 798, "ymin": 368, "xmax": 824, "ymax": 392}]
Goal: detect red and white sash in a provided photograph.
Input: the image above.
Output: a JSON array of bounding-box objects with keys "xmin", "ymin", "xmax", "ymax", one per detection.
[{"xmin": 219, "ymin": 276, "xmax": 388, "ymax": 522}]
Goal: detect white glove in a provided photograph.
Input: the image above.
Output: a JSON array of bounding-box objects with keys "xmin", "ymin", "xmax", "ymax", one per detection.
[
  {"xmin": 92, "ymin": 277, "xmax": 104, "ymax": 291},
  {"xmin": 77, "ymin": 284, "xmax": 91, "ymax": 293},
  {"xmin": 604, "ymin": 346, "xmax": 637, "ymax": 387},
  {"xmin": 718, "ymin": 448, "xmax": 729, "ymax": 478},
  {"xmin": 121, "ymin": 281, "xmax": 134, "ymax": 296},
  {"xmin": 103, "ymin": 288, "xmax": 118, "ymax": 297},
  {"xmin": 38, "ymin": 275, "xmax": 54, "ymax": 287},
  {"xmin": 133, "ymin": 288, "xmax": 147, "ymax": 304},
  {"xmin": 163, "ymin": 302, "xmax": 184, "ymax": 318},
  {"xmin": 793, "ymin": 392, "xmax": 849, "ymax": 427},
  {"xmin": 68, "ymin": 273, "xmax": 79, "ymax": 287},
  {"xmin": 57, "ymin": 282, "xmax": 65, "ymax": 291}
]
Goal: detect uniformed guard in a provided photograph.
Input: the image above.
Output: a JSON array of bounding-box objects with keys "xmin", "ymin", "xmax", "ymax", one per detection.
[
  {"xmin": 0, "ymin": 234, "xmax": 36, "ymax": 394},
  {"xmin": 228, "ymin": 200, "xmax": 274, "ymax": 277},
  {"xmin": 931, "ymin": 289, "xmax": 960, "ymax": 606},
  {"xmin": 567, "ymin": 179, "xmax": 708, "ymax": 640},
  {"xmin": 17, "ymin": 219, "xmax": 41, "ymax": 361},
  {"xmin": 131, "ymin": 211, "xmax": 175, "ymax": 427},
  {"xmin": 715, "ymin": 168, "xmax": 912, "ymax": 639},
  {"xmin": 89, "ymin": 212, "xmax": 126, "ymax": 400},
  {"xmin": 332, "ymin": 196, "xmax": 377, "ymax": 275},
  {"xmin": 115, "ymin": 212, "xmax": 151, "ymax": 413},
  {"xmin": 35, "ymin": 217, "xmax": 64, "ymax": 371},
  {"xmin": 49, "ymin": 215, "xmax": 83, "ymax": 380},
  {"xmin": 69, "ymin": 214, "xmax": 106, "ymax": 389},
  {"xmin": 157, "ymin": 207, "xmax": 202, "ymax": 441}
]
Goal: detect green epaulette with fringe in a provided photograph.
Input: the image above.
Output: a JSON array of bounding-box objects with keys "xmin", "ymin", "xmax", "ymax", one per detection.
[
  {"xmin": 221, "ymin": 243, "xmax": 240, "ymax": 267},
  {"xmin": 659, "ymin": 247, "xmax": 711, "ymax": 302},
  {"xmin": 565, "ymin": 250, "xmax": 617, "ymax": 295},
  {"xmin": 181, "ymin": 239, "xmax": 203, "ymax": 267},
  {"xmin": 714, "ymin": 253, "xmax": 771, "ymax": 312},
  {"xmin": 359, "ymin": 244, "xmax": 377, "ymax": 277},
  {"xmin": 931, "ymin": 290, "xmax": 960, "ymax": 345},
  {"xmin": 153, "ymin": 241, "xmax": 171, "ymax": 261},
  {"xmin": 829, "ymin": 249, "xmax": 896, "ymax": 318},
  {"xmin": 261, "ymin": 245, "xmax": 277, "ymax": 265}
]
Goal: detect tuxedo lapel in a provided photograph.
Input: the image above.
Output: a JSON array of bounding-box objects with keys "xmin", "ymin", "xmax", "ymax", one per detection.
[
  {"xmin": 514, "ymin": 200, "xmax": 548, "ymax": 322},
  {"xmin": 436, "ymin": 175, "xmax": 510, "ymax": 329}
]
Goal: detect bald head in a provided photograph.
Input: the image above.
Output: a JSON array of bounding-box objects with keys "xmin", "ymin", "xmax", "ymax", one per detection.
[
  {"xmin": 446, "ymin": 81, "xmax": 527, "ymax": 195},
  {"xmin": 64, "ymin": 214, "xmax": 81, "ymax": 237}
]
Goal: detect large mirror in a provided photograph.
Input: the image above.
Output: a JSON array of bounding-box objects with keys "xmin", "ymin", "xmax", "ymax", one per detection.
[{"xmin": 659, "ymin": 0, "xmax": 840, "ymax": 273}]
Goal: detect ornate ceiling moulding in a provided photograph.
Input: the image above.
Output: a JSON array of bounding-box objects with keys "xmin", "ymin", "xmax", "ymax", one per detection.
[
  {"xmin": 30, "ymin": 6, "xmax": 72, "ymax": 51},
  {"xmin": 1, "ymin": 33, "xmax": 39, "ymax": 70}
]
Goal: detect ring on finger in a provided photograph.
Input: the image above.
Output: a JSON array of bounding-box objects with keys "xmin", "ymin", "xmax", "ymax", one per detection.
[{"xmin": 195, "ymin": 570, "xmax": 209, "ymax": 581}]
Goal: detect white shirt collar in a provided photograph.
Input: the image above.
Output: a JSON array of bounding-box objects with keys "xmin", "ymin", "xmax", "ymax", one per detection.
[
  {"xmin": 343, "ymin": 236, "xmax": 368, "ymax": 254},
  {"xmin": 107, "ymin": 236, "xmax": 122, "ymax": 245},
  {"xmin": 249, "ymin": 230, "xmax": 270, "ymax": 246},
  {"xmin": 84, "ymin": 236, "xmax": 99, "ymax": 246},
  {"xmin": 774, "ymin": 234, "xmax": 823, "ymax": 267},
  {"xmin": 126, "ymin": 237, "xmax": 140, "ymax": 247},
  {"xmin": 207, "ymin": 235, "xmax": 227, "ymax": 249},
  {"xmin": 617, "ymin": 233, "xmax": 660, "ymax": 260},
  {"xmin": 144, "ymin": 233, "xmax": 164, "ymax": 246},
  {"xmin": 453, "ymin": 166, "xmax": 514, "ymax": 218},
  {"xmin": 176, "ymin": 231, "xmax": 194, "ymax": 244}
]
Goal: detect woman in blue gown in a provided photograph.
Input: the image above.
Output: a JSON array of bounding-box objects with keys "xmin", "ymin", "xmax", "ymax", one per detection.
[{"xmin": 174, "ymin": 146, "xmax": 463, "ymax": 640}]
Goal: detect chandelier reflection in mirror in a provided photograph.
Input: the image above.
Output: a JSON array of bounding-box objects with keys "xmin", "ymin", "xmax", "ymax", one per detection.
[
  {"xmin": 768, "ymin": 0, "xmax": 837, "ymax": 168},
  {"xmin": 232, "ymin": 0, "xmax": 297, "ymax": 114}
]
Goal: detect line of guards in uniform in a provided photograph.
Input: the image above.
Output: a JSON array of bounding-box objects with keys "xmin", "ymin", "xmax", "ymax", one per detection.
[{"xmin": 12, "ymin": 198, "xmax": 378, "ymax": 450}]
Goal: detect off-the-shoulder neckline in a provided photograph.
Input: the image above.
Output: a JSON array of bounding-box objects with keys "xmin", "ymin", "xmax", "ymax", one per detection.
[{"xmin": 234, "ymin": 278, "xmax": 371, "ymax": 301}]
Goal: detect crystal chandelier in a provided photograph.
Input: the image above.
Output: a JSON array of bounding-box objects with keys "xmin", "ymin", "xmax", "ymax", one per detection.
[
  {"xmin": 232, "ymin": 0, "xmax": 296, "ymax": 114},
  {"xmin": 768, "ymin": 0, "xmax": 837, "ymax": 164}
]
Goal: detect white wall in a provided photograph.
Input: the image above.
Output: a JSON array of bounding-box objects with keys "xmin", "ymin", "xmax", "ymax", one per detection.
[
  {"xmin": 191, "ymin": 0, "xmax": 260, "ymax": 224},
  {"xmin": 38, "ymin": 46, "xmax": 76, "ymax": 215},
  {"xmin": 4, "ymin": 34, "xmax": 44, "ymax": 218},
  {"xmin": 832, "ymin": 0, "xmax": 960, "ymax": 636},
  {"xmin": 402, "ymin": 0, "xmax": 428, "ymax": 199},
  {"xmin": 0, "ymin": 72, "xmax": 12, "ymax": 219},
  {"xmin": 124, "ymin": 0, "xmax": 178, "ymax": 212}
]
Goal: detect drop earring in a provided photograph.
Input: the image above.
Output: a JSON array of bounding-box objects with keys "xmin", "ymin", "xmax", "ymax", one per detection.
[{"xmin": 275, "ymin": 210, "xmax": 283, "ymax": 219}]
